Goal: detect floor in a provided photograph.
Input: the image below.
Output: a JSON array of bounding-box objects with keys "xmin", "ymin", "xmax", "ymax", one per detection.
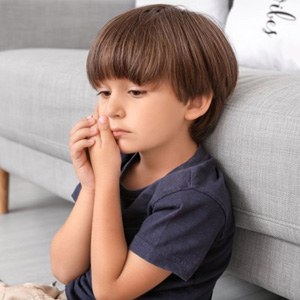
[{"xmin": 0, "ymin": 175, "xmax": 287, "ymax": 299}]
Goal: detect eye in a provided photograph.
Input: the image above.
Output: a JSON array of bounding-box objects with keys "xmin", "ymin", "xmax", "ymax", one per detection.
[
  {"xmin": 96, "ymin": 90, "xmax": 111, "ymax": 98},
  {"xmin": 129, "ymin": 90, "xmax": 146, "ymax": 97}
]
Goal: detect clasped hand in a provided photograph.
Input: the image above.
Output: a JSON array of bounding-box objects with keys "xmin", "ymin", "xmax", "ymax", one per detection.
[
  {"xmin": 89, "ymin": 114, "xmax": 121, "ymax": 183},
  {"xmin": 69, "ymin": 109, "xmax": 121, "ymax": 191}
]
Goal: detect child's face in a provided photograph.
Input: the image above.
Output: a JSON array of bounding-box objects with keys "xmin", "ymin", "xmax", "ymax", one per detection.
[{"xmin": 96, "ymin": 78, "xmax": 193, "ymax": 154}]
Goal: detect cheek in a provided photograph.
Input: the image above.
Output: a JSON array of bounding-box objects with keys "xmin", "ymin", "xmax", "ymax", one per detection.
[
  {"xmin": 134, "ymin": 111, "xmax": 164, "ymax": 132},
  {"xmin": 97, "ymin": 101, "xmax": 107, "ymax": 115}
]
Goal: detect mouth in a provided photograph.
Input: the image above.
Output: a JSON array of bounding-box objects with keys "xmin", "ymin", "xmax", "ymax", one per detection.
[{"xmin": 111, "ymin": 128, "xmax": 130, "ymax": 138}]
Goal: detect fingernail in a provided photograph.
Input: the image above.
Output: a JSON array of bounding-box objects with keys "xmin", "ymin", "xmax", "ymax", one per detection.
[
  {"xmin": 99, "ymin": 115, "xmax": 107, "ymax": 124},
  {"xmin": 87, "ymin": 115, "xmax": 94, "ymax": 123}
]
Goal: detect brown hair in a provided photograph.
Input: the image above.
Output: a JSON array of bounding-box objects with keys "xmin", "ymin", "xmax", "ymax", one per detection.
[{"xmin": 87, "ymin": 4, "xmax": 238, "ymax": 143}]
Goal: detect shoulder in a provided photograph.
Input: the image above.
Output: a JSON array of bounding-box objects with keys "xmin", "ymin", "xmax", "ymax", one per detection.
[
  {"xmin": 148, "ymin": 147, "xmax": 234, "ymax": 234},
  {"xmin": 152, "ymin": 147, "xmax": 231, "ymax": 208}
]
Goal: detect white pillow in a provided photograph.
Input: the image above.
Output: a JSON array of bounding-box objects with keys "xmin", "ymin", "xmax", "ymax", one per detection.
[
  {"xmin": 135, "ymin": 0, "xmax": 230, "ymax": 28},
  {"xmin": 225, "ymin": 0, "xmax": 300, "ymax": 71}
]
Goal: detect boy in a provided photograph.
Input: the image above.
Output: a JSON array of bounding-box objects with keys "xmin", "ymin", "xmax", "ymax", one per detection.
[{"xmin": 51, "ymin": 4, "xmax": 238, "ymax": 300}]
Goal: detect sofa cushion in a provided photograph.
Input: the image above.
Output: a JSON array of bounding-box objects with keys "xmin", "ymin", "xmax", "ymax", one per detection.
[
  {"xmin": 225, "ymin": 0, "xmax": 300, "ymax": 71},
  {"xmin": 135, "ymin": 0, "xmax": 230, "ymax": 28},
  {"xmin": 0, "ymin": 48, "xmax": 96, "ymax": 162},
  {"xmin": 204, "ymin": 67, "xmax": 300, "ymax": 246}
]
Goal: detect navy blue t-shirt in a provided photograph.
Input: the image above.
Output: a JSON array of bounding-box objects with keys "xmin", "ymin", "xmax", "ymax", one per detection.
[{"xmin": 66, "ymin": 147, "xmax": 235, "ymax": 299}]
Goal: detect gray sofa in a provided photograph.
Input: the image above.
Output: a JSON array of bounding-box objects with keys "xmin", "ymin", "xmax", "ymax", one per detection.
[{"xmin": 0, "ymin": 1, "xmax": 299, "ymax": 299}]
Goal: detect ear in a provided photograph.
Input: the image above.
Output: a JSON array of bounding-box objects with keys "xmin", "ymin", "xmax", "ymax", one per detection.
[{"xmin": 184, "ymin": 92, "xmax": 213, "ymax": 121}]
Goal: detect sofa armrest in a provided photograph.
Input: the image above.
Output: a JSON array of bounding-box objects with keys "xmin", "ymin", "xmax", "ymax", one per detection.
[{"xmin": 0, "ymin": 0, "xmax": 134, "ymax": 51}]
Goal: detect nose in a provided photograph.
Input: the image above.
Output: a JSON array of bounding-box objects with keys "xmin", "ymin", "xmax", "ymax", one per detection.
[{"xmin": 101, "ymin": 95, "xmax": 125, "ymax": 119}]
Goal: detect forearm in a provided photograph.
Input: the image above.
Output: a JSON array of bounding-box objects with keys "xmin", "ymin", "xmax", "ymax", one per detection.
[
  {"xmin": 91, "ymin": 179, "xmax": 128, "ymax": 298},
  {"xmin": 50, "ymin": 188, "xmax": 94, "ymax": 284}
]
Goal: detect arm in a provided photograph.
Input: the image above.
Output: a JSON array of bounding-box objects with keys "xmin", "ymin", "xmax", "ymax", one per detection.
[
  {"xmin": 89, "ymin": 116, "xmax": 171, "ymax": 300},
  {"xmin": 50, "ymin": 188, "xmax": 94, "ymax": 284},
  {"xmin": 50, "ymin": 116, "xmax": 98, "ymax": 284}
]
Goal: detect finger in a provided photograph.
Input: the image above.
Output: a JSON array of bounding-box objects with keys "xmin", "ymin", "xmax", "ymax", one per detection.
[
  {"xmin": 98, "ymin": 115, "xmax": 113, "ymax": 142},
  {"xmin": 70, "ymin": 139, "xmax": 95, "ymax": 159},
  {"xmin": 70, "ymin": 116, "xmax": 97, "ymax": 141},
  {"xmin": 70, "ymin": 116, "xmax": 95, "ymax": 136},
  {"xmin": 70, "ymin": 125, "xmax": 99, "ymax": 145}
]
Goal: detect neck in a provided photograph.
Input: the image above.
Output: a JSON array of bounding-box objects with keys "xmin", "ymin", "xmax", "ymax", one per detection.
[
  {"xmin": 122, "ymin": 133, "xmax": 199, "ymax": 190},
  {"xmin": 132, "ymin": 136, "xmax": 198, "ymax": 188},
  {"xmin": 139, "ymin": 141, "xmax": 197, "ymax": 174}
]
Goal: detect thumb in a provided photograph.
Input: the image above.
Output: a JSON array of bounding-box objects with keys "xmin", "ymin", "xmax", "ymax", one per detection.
[{"xmin": 98, "ymin": 115, "xmax": 112, "ymax": 141}]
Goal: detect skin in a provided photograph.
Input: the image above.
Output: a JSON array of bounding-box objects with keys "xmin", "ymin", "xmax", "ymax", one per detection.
[{"xmin": 50, "ymin": 78, "xmax": 212, "ymax": 299}]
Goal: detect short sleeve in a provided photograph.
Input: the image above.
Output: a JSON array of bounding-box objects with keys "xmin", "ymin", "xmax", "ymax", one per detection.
[
  {"xmin": 71, "ymin": 183, "xmax": 81, "ymax": 202},
  {"xmin": 129, "ymin": 189, "xmax": 225, "ymax": 281}
]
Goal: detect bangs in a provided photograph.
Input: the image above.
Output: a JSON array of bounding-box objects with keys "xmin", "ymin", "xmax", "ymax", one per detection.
[
  {"xmin": 86, "ymin": 3, "xmax": 238, "ymax": 137},
  {"xmin": 87, "ymin": 9, "xmax": 169, "ymax": 89}
]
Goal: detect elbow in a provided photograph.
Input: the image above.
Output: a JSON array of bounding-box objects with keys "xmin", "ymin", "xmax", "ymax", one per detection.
[
  {"xmin": 50, "ymin": 251, "xmax": 73, "ymax": 285},
  {"xmin": 51, "ymin": 263, "xmax": 73, "ymax": 286},
  {"xmin": 93, "ymin": 291, "xmax": 115, "ymax": 300},
  {"xmin": 50, "ymin": 242, "xmax": 75, "ymax": 285},
  {"xmin": 92, "ymin": 283, "xmax": 127, "ymax": 300},
  {"xmin": 92, "ymin": 282, "xmax": 116, "ymax": 300},
  {"xmin": 93, "ymin": 286, "xmax": 107, "ymax": 300}
]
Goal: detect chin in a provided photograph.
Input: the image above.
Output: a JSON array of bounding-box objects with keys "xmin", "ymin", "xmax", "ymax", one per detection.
[{"xmin": 117, "ymin": 142, "xmax": 138, "ymax": 155}]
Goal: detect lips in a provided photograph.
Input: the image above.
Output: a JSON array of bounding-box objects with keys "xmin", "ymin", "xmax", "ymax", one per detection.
[{"xmin": 111, "ymin": 128, "xmax": 130, "ymax": 137}]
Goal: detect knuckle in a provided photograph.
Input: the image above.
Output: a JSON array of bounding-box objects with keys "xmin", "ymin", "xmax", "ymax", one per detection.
[{"xmin": 69, "ymin": 141, "xmax": 72, "ymax": 149}]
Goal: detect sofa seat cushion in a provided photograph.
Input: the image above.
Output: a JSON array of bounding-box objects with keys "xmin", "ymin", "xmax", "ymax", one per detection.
[
  {"xmin": 204, "ymin": 68, "xmax": 300, "ymax": 247},
  {"xmin": 0, "ymin": 48, "xmax": 96, "ymax": 162}
]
